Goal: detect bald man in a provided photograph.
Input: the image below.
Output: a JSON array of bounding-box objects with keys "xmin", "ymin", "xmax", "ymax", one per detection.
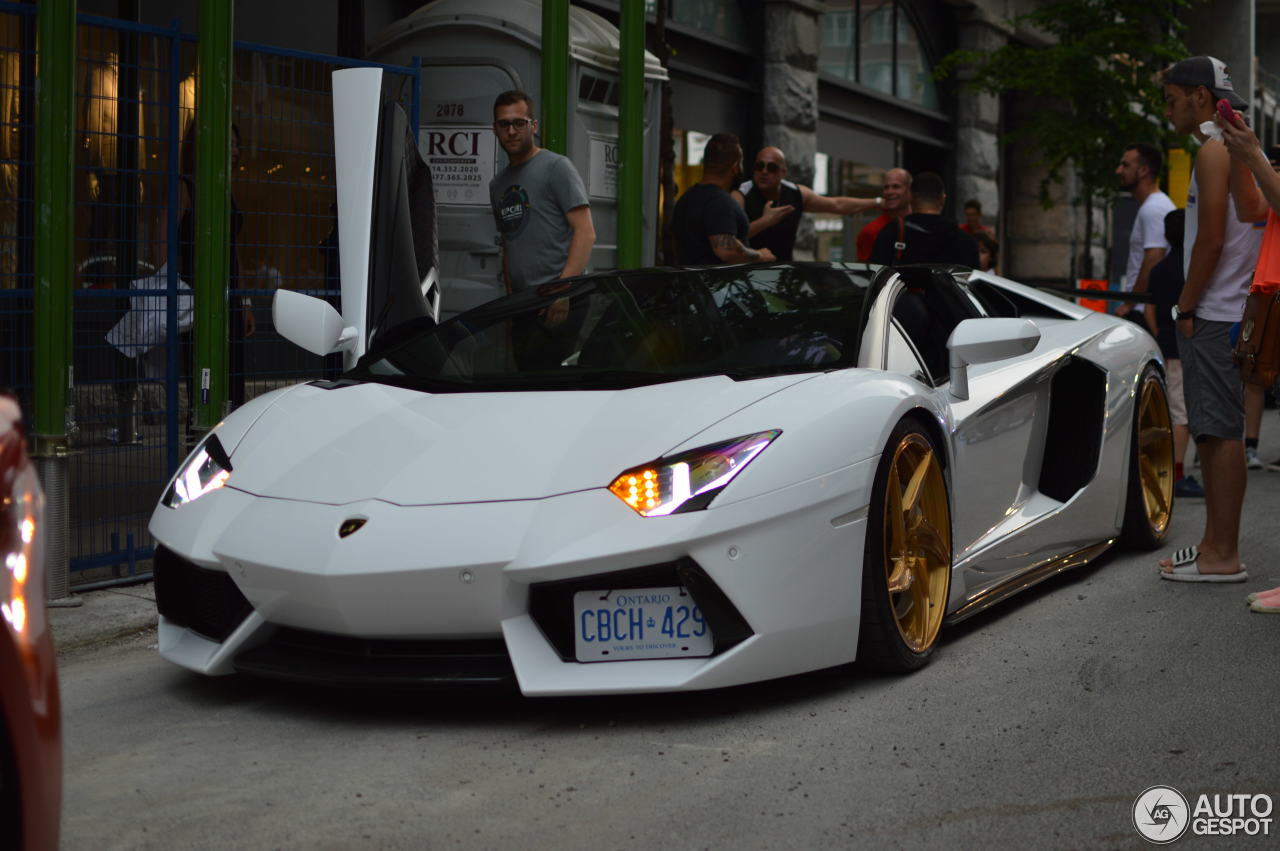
[
  {"xmin": 731, "ymin": 146, "xmax": 884, "ymax": 262},
  {"xmin": 856, "ymin": 168, "xmax": 912, "ymax": 261}
]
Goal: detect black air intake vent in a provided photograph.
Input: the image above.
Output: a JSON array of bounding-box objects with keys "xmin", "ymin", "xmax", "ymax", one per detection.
[
  {"xmin": 1039, "ymin": 357, "xmax": 1107, "ymax": 501},
  {"xmin": 154, "ymin": 546, "xmax": 254, "ymax": 643},
  {"xmin": 233, "ymin": 630, "xmax": 515, "ymax": 688}
]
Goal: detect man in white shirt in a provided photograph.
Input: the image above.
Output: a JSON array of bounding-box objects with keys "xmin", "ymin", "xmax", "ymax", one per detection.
[{"xmin": 1114, "ymin": 143, "xmax": 1176, "ymax": 322}]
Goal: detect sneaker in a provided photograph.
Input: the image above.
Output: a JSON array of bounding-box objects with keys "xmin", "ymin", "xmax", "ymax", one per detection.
[
  {"xmin": 1246, "ymin": 447, "xmax": 1263, "ymax": 470},
  {"xmin": 1174, "ymin": 475, "xmax": 1205, "ymax": 498},
  {"xmin": 1266, "ymin": 457, "xmax": 1280, "ymax": 473}
]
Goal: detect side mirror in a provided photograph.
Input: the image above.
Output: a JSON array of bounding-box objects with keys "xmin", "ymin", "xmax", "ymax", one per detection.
[
  {"xmin": 946, "ymin": 317, "xmax": 1040, "ymax": 400},
  {"xmin": 273, "ymin": 289, "xmax": 358, "ymax": 357}
]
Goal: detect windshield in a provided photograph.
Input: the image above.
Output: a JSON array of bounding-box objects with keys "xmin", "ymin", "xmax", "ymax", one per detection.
[{"xmin": 347, "ymin": 264, "xmax": 873, "ymax": 391}]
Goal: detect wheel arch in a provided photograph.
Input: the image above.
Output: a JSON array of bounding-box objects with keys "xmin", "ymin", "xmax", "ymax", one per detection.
[
  {"xmin": 898, "ymin": 406, "xmax": 950, "ymax": 472},
  {"xmin": 855, "ymin": 414, "xmax": 953, "ymax": 672},
  {"xmin": 1119, "ymin": 361, "xmax": 1174, "ymax": 548}
]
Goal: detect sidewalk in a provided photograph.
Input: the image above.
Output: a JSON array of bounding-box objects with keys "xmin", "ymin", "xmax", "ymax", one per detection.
[{"xmin": 49, "ymin": 582, "xmax": 157, "ymax": 654}]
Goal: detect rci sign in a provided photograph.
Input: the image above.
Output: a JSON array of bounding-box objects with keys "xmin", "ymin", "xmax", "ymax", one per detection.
[
  {"xmin": 425, "ymin": 129, "xmax": 483, "ymax": 158},
  {"xmin": 420, "ymin": 126, "xmax": 497, "ymax": 206},
  {"xmin": 589, "ymin": 135, "xmax": 619, "ymax": 199}
]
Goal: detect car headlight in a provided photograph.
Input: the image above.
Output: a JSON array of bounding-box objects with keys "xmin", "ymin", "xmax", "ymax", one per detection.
[
  {"xmin": 2, "ymin": 455, "xmax": 43, "ymax": 650},
  {"xmin": 163, "ymin": 434, "xmax": 233, "ymax": 508},
  {"xmin": 608, "ymin": 430, "xmax": 781, "ymax": 517}
]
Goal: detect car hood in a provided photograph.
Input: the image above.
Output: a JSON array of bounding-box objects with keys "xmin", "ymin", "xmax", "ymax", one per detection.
[{"xmin": 224, "ymin": 374, "xmax": 815, "ymax": 505}]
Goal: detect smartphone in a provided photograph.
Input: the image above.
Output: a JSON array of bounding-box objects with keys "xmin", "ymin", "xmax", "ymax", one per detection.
[{"xmin": 1217, "ymin": 98, "xmax": 1237, "ymax": 126}]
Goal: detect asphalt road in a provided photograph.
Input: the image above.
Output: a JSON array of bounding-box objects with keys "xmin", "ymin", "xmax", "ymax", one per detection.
[{"xmin": 59, "ymin": 463, "xmax": 1280, "ymax": 850}]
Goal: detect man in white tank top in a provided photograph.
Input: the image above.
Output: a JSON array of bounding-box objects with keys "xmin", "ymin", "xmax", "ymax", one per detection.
[
  {"xmin": 1162, "ymin": 56, "xmax": 1259, "ymax": 580},
  {"xmin": 1158, "ymin": 56, "xmax": 1262, "ymax": 582}
]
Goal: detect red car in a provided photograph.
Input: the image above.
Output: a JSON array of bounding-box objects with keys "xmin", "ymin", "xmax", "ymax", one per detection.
[{"xmin": 0, "ymin": 394, "xmax": 60, "ymax": 850}]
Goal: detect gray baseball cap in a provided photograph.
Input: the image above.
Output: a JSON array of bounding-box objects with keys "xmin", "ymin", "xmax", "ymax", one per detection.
[{"xmin": 1164, "ymin": 55, "xmax": 1248, "ymax": 110}]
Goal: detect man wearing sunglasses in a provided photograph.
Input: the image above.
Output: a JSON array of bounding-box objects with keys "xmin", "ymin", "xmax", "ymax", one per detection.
[
  {"xmin": 489, "ymin": 90, "xmax": 595, "ymax": 306},
  {"xmin": 732, "ymin": 146, "xmax": 883, "ymax": 261}
]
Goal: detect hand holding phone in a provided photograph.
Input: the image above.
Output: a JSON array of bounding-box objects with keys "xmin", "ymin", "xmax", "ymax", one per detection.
[{"xmin": 1217, "ymin": 98, "xmax": 1239, "ymax": 127}]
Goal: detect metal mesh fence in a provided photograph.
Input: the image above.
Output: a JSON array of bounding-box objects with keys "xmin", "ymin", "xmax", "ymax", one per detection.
[
  {"xmin": 70, "ymin": 18, "xmax": 176, "ymax": 577},
  {"xmin": 0, "ymin": 8, "xmax": 34, "ymax": 405},
  {"xmin": 0, "ymin": 7, "xmax": 419, "ymax": 584}
]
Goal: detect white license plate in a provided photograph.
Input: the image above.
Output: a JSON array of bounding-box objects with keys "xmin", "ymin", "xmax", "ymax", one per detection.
[{"xmin": 572, "ymin": 586, "xmax": 713, "ymax": 661}]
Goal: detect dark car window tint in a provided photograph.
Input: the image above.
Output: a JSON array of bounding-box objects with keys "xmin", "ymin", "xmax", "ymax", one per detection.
[
  {"xmin": 890, "ymin": 269, "xmax": 982, "ymax": 383},
  {"xmin": 711, "ymin": 265, "xmax": 870, "ymax": 369},
  {"xmin": 961, "ymin": 277, "xmax": 1022, "ymax": 318},
  {"xmin": 348, "ymin": 265, "xmax": 873, "ymax": 392}
]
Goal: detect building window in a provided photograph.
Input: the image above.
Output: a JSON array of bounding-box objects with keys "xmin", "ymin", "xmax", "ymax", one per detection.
[
  {"xmin": 860, "ymin": 0, "xmax": 894, "ymax": 99},
  {"xmin": 895, "ymin": 7, "xmax": 939, "ymax": 110},
  {"xmin": 865, "ymin": 1, "xmax": 893, "ymax": 46},
  {"xmin": 820, "ymin": 0, "xmax": 939, "ymax": 110},
  {"xmin": 823, "ymin": 10, "xmax": 853, "ymax": 48},
  {"xmin": 670, "ymin": 0, "xmax": 748, "ymax": 45},
  {"xmin": 820, "ymin": 10, "xmax": 856, "ymax": 80}
]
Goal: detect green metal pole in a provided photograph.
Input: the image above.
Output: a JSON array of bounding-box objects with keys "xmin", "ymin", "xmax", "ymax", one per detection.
[
  {"xmin": 34, "ymin": 0, "xmax": 77, "ymax": 600},
  {"xmin": 540, "ymin": 0, "xmax": 569, "ymax": 155},
  {"xmin": 192, "ymin": 0, "xmax": 233, "ymax": 433},
  {"xmin": 34, "ymin": 0, "xmax": 76, "ymax": 446},
  {"xmin": 617, "ymin": 0, "xmax": 644, "ymax": 269}
]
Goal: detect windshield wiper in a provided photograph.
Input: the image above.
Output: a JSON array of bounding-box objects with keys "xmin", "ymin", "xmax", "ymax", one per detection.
[
  {"xmin": 345, "ymin": 369, "xmax": 685, "ymax": 392},
  {"xmin": 719, "ymin": 364, "xmax": 836, "ymax": 380},
  {"xmin": 536, "ymin": 369, "xmax": 680, "ymax": 389},
  {"xmin": 343, "ymin": 371, "xmax": 475, "ymax": 393},
  {"xmin": 308, "ymin": 377, "xmax": 365, "ymax": 390}
]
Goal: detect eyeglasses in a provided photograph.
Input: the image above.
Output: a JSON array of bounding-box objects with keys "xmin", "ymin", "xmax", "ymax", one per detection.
[
  {"xmin": 754, "ymin": 161, "xmax": 782, "ymax": 174},
  {"xmin": 495, "ymin": 118, "xmax": 533, "ymax": 130}
]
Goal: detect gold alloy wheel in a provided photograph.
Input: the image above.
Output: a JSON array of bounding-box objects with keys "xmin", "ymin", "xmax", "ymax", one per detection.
[
  {"xmin": 1137, "ymin": 376, "xmax": 1174, "ymax": 535},
  {"xmin": 882, "ymin": 433, "xmax": 951, "ymax": 654}
]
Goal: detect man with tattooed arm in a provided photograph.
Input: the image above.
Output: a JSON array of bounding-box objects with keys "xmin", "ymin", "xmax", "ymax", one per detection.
[{"xmin": 672, "ymin": 133, "xmax": 776, "ymax": 266}]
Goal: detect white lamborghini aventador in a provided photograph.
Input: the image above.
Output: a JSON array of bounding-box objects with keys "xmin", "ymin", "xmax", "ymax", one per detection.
[{"xmin": 148, "ymin": 70, "xmax": 1174, "ymax": 696}]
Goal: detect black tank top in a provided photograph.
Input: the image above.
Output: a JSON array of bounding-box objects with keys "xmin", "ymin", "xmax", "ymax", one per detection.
[{"xmin": 740, "ymin": 180, "xmax": 804, "ymax": 261}]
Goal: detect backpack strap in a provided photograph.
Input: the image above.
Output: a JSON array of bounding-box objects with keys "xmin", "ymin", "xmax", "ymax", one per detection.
[{"xmin": 894, "ymin": 216, "xmax": 906, "ymax": 262}]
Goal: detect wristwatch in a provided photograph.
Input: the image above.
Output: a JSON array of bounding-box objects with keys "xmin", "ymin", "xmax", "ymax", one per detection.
[{"xmin": 1171, "ymin": 306, "xmax": 1196, "ymax": 320}]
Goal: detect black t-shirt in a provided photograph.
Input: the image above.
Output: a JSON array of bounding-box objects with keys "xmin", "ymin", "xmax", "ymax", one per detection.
[
  {"xmin": 672, "ymin": 182, "xmax": 749, "ymax": 265},
  {"xmin": 741, "ymin": 180, "xmax": 804, "ymax": 261},
  {"xmin": 1147, "ymin": 251, "xmax": 1184, "ymax": 359},
  {"xmin": 869, "ymin": 212, "xmax": 980, "ymax": 268}
]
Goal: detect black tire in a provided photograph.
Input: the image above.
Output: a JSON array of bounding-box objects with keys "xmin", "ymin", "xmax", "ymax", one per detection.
[
  {"xmin": 856, "ymin": 417, "xmax": 952, "ymax": 673},
  {"xmin": 1120, "ymin": 365, "xmax": 1174, "ymax": 549},
  {"xmin": 0, "ymin": 718, "xmax": 20, "ymax": 851}
]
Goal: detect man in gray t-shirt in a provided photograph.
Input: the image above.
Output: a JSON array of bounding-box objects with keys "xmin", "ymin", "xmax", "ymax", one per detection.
[{"xmin": 489, "ymin": 90, "xmax": 595, "ymax": 295}]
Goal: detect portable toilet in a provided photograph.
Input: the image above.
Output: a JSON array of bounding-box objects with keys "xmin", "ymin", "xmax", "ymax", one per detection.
[{"xmin": 369, "ymin": 0, "xmax": 669, "ymax": 317}]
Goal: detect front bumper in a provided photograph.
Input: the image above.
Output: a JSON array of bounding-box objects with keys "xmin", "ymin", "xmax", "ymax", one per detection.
[{"xmin": 150, "ymin": 456, "xmax": 876, "ymax": 695}]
